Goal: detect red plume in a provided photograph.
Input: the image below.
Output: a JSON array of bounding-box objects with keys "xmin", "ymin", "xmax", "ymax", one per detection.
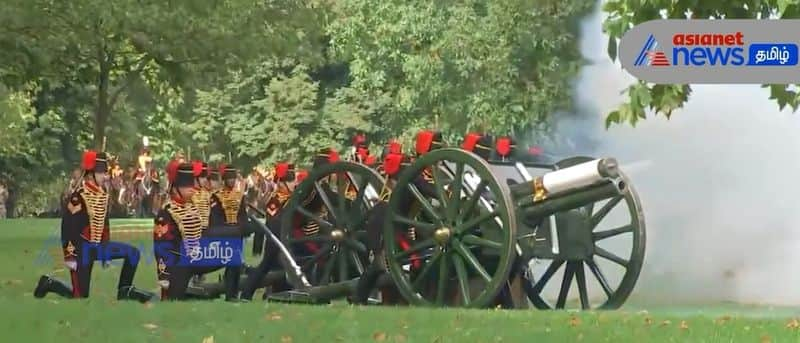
[
  {"xmin": 415, "ymin": 130, "xmax": 434, "ymax": 155},
  {"xmin": 217, "ymin": 163, "xmax": 228, "ymax": 177},
  {"xmin": 383, "ymin": 153, "xmax": 403, "ymax": 176},
  {"xmin": 192, "ymin": 161, "xmax": 203, "ymax": 177},
  {"xmin": 388, "ymin": 140, "xmax": 402, "ymax": 154},
  {"xmin": 356, "ymin": 147, "xmax": 369, "ymax": 162},
  {"xmin": 328, "ymin": 149, "xmax": 340, "ymax": 163},
  {"xmin": 275, "ymin": 163, "xmax": 289, "ymax": 180},
  {"xmin": 496, "ymin": 137, "xmax": 511, "ymax": 156},
  {"xmin": 364, "ymin": 155, "xmax": 377, "ymax": 166},
  {"xmin": 528, "ymin": 146, "xmax": 543, "ymax": 155},
  {"xmin": 462, "ymin": 132, "xmax": 482, "ymax": 151},
  {"xmin": 82, "ymin": 150, "xmax": 98, "ymax": 171},
  {"xmin": 296, "ymin": 169, "xmax": 309, "ymax": 183},
  {"xmin": 166, "ymin": 160, "xmax": 180, "ymax": 183},
  {"xmin": 353, "ymin": 134, "xmax": 366, "ymax": 146}
]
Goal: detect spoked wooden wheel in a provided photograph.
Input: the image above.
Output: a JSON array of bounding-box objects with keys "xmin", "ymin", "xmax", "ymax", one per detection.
[
  {"xmin": 383, "ymin": 148, "xmax": 517, "ymax": 308},
  {"xmin": 522, "ymin": 156, "xmax": 646, "ymax": 310},
  {"xmin": 281, "ymin": 161, "xmax": 385, "ymax": 285}
]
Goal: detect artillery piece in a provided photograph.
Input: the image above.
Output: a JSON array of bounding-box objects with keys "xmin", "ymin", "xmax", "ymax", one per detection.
[{"xmin": 239, "ymin": 131, "xmax": 645, "ymax": 310}]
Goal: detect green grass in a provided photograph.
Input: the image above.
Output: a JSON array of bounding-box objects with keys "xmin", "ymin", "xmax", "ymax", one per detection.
[{"xmin": 2, "ymin": 218, "xmax": 800, "ymax": 342}]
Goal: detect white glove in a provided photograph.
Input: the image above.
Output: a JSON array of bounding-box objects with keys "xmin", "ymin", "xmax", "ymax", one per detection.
[{"xmin": 65, "ymin": 260, "xmax": 77, "ymax": 271}]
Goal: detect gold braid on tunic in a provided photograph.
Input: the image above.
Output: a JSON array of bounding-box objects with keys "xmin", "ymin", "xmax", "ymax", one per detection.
[
  {"xmin": 167, "ymin": 201, "xmax": 203, "ymax": 255},
  {"xmin": 80, "ymin": 186, "xmax": 109, "ymax": 243},
  {"xmin": 191, "ymin": 189, "xmax": 212, "ymax": 228},
  {"xmin": 218, "ymin": 189, "xmax": 244, "ymax": 225}
]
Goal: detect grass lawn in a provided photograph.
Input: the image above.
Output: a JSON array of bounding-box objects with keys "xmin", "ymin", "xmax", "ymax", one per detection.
[{"xmin": 2, "ymin": 218, "xmax": 800, "ymax": 342}]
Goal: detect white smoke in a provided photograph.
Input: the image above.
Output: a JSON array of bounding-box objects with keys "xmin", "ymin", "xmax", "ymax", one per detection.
[{"xmin": 563, "ymin": 4, "xmax": 800, "ymax": 305}]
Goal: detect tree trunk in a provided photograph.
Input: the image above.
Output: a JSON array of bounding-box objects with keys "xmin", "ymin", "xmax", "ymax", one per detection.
[{"xmin": 94, "ymin": 52, "xmax": 111, "ymax": 150}]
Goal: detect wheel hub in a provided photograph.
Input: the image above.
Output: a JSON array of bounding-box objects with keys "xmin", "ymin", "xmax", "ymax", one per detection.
[
  {"xmin": 433, "ymin": 227, "xmax": 452, "ymax": 245},
  {"xmin": 331, "ymin": 229, "xmax": 345, "ymax": 241}
]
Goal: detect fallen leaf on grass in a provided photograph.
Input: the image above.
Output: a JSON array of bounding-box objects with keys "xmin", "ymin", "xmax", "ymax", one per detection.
[
  {"xmin": 372, "ymin": 332, "xmax": 387, "ymax": 341},
  {"xmin": 569, "ymin": 316, "xmax": 581, "ymax": 327},
  {"xmin": 643, "ymin": 317, "xmax": 653, "ymax": 326},
  {"xmin": 393, "ymin": 334, "xmax": 407, "ymax": 342},
  {"xmin": 660, "ymin": 320, "xmax": 671, "ymax": 327},
  {"xmin": 265, "ymin": 312, "xmax": 282, "ymax": 321},
  {"xmin": 5, "ymin": 279, "xmax": 22, "ymax": 285},
  {"xmin": 679, "ymin": 321, "xmax": 689, "ymax": 330},
  {"xmin": 49, "ymin": 300, "xmax": 60, "ymax": 305},
  {"xmin": 786, "ymin": 318, "xmax": 800, "ymax": 329},
  {"xmin": 714, "ymin": 316, "xmax": 731, "ymax": 325},
  {"xmin": 144, "ymin": 302, "xmax": 155, "ymax": 309},
  {"xmin": 280, "ymin": 336, "xmax": 292, "ymax": 343},
  {"xmin": 143, "ymin": 323, "xmax": 158, "ymax": 330},
  {"xmin": 744, "ymin": 326, "xmax": 751, "ymax": 331},
  {"xmin": 576, "ymin": 333, "xmax": 584, "ymax": 340},
  {"xmin": 202, "ymin": 335, "xmax": 214, "ymax": 343},
  {"xmin": 760, "ymin": 335, "xmax": 772, "ymax": 343}
]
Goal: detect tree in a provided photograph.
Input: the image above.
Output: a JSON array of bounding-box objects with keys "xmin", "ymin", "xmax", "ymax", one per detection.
[
  {"xmin": 0, "ymin": 0, "xmax": 321, "ymax": 149},
  {"xmin": 327, "ymin": 0, "xmax": 595, "ymax": 138},
  {"xmin": 602, "ymin": 0, "xmax": 800, "ymax": 127}
]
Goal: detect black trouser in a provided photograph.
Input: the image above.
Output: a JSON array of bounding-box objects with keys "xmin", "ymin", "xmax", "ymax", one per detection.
[
  {"xmin": 161, "ymin": 225, "xmax": 244, "ymax": 301},
  {"xmin": 69, "ymin": 241, "xmax": 140, "ymax": 297},
  {"xmin": 240, "ymin": 214, "xmax": 287, "ymax": 300}
]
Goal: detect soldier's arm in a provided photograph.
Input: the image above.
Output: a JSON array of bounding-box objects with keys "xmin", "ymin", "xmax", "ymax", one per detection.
[
  {"xmin": 60, "ymin": 192, "xmax": 85, "ymax": 269},
  {"xmin": 208, "ymin": 193, "xmax": 223, "ymax": 227},
  {"xmin": 237, "ymin": 195, "xmax": 250, "ymax": 232}
]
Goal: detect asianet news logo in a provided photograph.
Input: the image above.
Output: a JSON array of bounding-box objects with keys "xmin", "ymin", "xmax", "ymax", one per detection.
[{"xmin": 634, "ymin": 32, "xmax": 798, "ymax": 67}]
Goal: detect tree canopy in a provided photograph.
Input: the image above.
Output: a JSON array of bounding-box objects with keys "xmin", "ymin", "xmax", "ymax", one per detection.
[{"xmin": 0, "ymin": 0, "xmax": 596, "ymax": 216}]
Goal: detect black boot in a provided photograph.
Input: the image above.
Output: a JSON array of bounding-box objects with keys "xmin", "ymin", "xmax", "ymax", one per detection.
[
  {"xmin": 350, "ymin": 263, "xmax": 383, "ymax": 305},
  {"xmin": 224, "ymin": 266, "xmax": 241, "ymax": 302},
  {"xmin": 34, "ymin": 275, "xmax": 73, "ymax": 299},
  {"xmin": 118, "ymin": 286, "xmax": 156, "ymax": 303}
]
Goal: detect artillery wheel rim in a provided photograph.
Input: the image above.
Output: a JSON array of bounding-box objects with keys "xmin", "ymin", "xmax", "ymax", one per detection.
[
  {"xmin": 383, "ymin": 148, "xmax": 517, "ymax": 308},
  {"xmin": 281, "ymin": 161, "xmax": 385, "ymax": 286},
  {"xmin": 522, "ymin": 156, "xmax": 646, "ymax": 310}
]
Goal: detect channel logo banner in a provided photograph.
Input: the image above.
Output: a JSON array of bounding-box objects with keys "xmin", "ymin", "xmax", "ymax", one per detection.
[
  {"xmin": 155, "ymin": 238, "xmax": 244, "ymax": 267},
  {"xmin": 619, "ymin": 20, "xmax": 800, "ymax": 83}
]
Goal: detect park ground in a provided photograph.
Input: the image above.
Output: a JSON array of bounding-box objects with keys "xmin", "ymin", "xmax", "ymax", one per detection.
[{"xmin": 2, "ymin": 219, "xmax": 800, "ymax": 342}]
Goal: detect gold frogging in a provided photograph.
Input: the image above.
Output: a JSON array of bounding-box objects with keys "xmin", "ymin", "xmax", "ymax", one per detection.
[
  {"xmin": 167, "ymin": 202, "xmax": 203, "ymax": 255},
  {"xmin": 81, "ymin": 187, "xmax": 109, "ymax": 243},
  {"xmin": 191, "ymin": 189, "xmax": 212, "ymax": 228},
  {"xmin": 218, "ymin": 189, "xmax": 243, "ymax": 224}
]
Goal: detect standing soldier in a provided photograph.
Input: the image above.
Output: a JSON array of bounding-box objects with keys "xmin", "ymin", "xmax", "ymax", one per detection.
[{"xmin": 34, "ymin": 150, "xmax": 154, "ymax": 302}]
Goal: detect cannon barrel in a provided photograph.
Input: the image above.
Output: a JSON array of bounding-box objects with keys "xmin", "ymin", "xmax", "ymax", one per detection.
[
  {"xmin": 509, "ymin": 157, "xmax": 620, "ymax": 201},
  {"xmin": 519, "ymin": 181, "xmax": 624, "ymax": 219}
]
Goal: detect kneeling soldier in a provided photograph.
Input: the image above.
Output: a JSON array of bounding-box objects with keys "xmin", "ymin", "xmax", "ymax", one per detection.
[
  {"xmin": 208, "ymin": 164, "xmax": 249, "ymax": 301},
  {"xmin": 34, "ymin": 150, "xmax": 154, "ymax": 302},
  {"xmin": 155, "ymin": 161, "xmax": 245, "ymax": 301}
]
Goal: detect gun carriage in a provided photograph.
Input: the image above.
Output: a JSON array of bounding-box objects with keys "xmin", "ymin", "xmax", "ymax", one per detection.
[{"xmin": 233, "ymin": 131, "xmax": 645, "ymax": 310}]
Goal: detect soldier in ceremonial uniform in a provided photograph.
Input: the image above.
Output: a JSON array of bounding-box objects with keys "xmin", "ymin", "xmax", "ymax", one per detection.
[
  {"xmin": 154, "ymin": 161, "xmax": 246, "ymax": 301},
  {"xmin": 240, "ymin": 161, "xmax": 298, "ymax": 300},
  {"xmin": 208, "ymin": 164, "xmax": 249, "ymax": 300},
  {"xmin": 34, "ymin": 150, "xmax": 154, "ymax": 302},
  {"xmin": 209, "ymin": 165, "xmax": 248, "ymax": 227}
]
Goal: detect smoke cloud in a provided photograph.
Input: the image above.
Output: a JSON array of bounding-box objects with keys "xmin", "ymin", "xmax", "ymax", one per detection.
[{"xmin": 557, "ymin": 5, "xmax": 800, "ymax": 305}]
